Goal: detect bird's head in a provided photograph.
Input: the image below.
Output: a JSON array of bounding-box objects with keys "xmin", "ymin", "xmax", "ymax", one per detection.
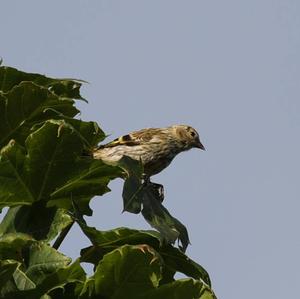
[{"xmin": 172, "ymin": 125, "xmax": 205, "ymax": 151}]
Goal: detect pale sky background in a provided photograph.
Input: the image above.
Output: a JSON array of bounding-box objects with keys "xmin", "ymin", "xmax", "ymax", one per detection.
[{"xmin": 1, "ymin": 1, "xmax": 300, "ymax": 298}]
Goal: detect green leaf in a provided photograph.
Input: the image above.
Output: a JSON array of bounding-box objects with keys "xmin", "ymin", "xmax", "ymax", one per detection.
[
  {"xmin": 118, "ymin": 156, "xmax": 144, "ymax": 214},
  {"xmin": 0, "ymin": 82, "xmax": 79, "ymax": 147},
  {"xmin": 160, "ymin": 246, "xmax": 211, "ymax": 287},
  {"xmin": 79, "ymin": 225, "xmax": 161, "ymax": 264},
  {"xmin": 144, "ymin": 278, "xmax": 216, "ymax": 299},
  {"xmin": 0, "ymin": 233, "xmax": 34, "ymax": 261},
  {"xmin": 61, "ymin": 117, "xmax": 106, "ymax": 150},
  {"xmin": 10, "ymin": 263, "xmax": 36, "ymax": 292},
  {"xmin": 80, "ymin": 241, "xmax": 215, "ymax": 299},
  {"xmin": 115, "ymin": 157, "xmax": 190, "ymax": 251},
  {"xmin": 0, "ymin": 260, "xmax": 36, "ymax": 298},
  {"xmin": 0, "ymin": 120, "xmax": 121, "ymax": 214},
  {"xmin": 0, "ymin": 140, "xmax": 35, "ymax": 207},
  {"xmin": 142, "ymin": 184, "xmax": 190, "ymax": 252},
  {"xmin": 25, "ymin": 120, "xmax": 84, "ymax": 201},
  {"xmin": 84, "ymin": 244, "xmax": 162, "ymax": 298},
  {"xmin": 48, "ymin": 158, "xmax": 121, "ymax": 213},
  {"xmin": 0, "ymin": 65, "xmax": 85, "ymax": 100},
  {"xmin": 0, "ymin": 238, "xmax": 85, "ymax": 299},
  {"xmin": 81, "ymin": 225, "xmax": 160, "ymax": 247},
  {"xmin": 32, "ymin": 260, "xmax": 86, "ymax": 298},
  {"xmin": 79, "ymin": 224, "xmax": 211, "ymax": 287},
  {"xmin": 0, "ymin": 206, "xmax": 73, "ymax": 242},
  {"xmin": 25, "ymin": 242, "xmax": 71, "ymax": 285},
  {"xmin": 45, "ymin": 209, "xmax": 73, "ymax": 242},
  {"xmin": 0, "ymin": 260, "xmax": 19, "ymax": 284}
]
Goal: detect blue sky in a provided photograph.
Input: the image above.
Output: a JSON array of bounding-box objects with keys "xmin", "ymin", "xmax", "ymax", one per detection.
[{"xmin": 1, "ymin": 1, "xmax": 300, "ymax": 298}]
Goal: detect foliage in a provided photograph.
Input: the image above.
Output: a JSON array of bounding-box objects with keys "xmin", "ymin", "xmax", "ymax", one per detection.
[{"xmin": 0, "ymin": 65, "xmax": 216, "ymax": 298}]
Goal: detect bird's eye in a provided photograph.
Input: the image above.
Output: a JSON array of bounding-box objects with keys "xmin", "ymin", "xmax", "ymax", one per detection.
[{"xmin": 190, "ymin": 131, "xmax": 196, "ymax": 137}]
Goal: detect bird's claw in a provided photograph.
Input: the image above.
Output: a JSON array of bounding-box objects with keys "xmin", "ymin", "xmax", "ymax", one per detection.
[{"xmin": 143, "ymin": 179, "xmax": 165, "ymax": 202}]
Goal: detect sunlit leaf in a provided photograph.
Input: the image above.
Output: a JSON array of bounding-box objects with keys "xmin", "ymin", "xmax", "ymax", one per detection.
[
  {"xmin": 25, "ymin": 242, "xmax": 71, "ymax": 285},
  {"xmin": 79, "ymin": 225, "xmax": 161, "ymax": 264},
  {"xmin": 81, "ymin": 224, "xmax": 160, "ymax": 247},
  {"xmin": 83, "ymin": 245, "xmax": 162, "ymax": 298},
  {"xmin": 79, "ymin": 224, "xmax": 210, "ymax": 287},
  {"xmin": 0, "ymin": 82, "xmax": 79, "ymax": 147}
]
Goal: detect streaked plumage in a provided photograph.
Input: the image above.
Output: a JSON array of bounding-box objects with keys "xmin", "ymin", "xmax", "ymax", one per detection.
[{"xmin": 93, "ymin": 125, "xmax": 205, "ymax": 179}]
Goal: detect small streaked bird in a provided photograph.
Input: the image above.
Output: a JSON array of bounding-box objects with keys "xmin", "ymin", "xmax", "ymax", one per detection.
[{"xmin": 93, "ymin": 125, "xmax": 205, "ymax": 181}]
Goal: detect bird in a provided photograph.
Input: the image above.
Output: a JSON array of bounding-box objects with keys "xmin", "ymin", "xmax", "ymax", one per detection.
[{"xmin": 93, "ymin": 124, "xmax": 205, "ymax": 181}]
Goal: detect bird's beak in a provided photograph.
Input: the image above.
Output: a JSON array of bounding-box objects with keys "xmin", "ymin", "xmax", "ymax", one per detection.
[{"xmin": 194, "ymin": 139, "xmax": 205, "ymax": 150}]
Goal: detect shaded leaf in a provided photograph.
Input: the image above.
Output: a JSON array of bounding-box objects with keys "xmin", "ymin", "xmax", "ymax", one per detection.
[
  {"xmin": 32, "ymin": 260, "xmax": 86, "ymax": 298},
  {"xmin": 116, "ymin": 157, "xmax": 190, "ymax": 251},
  {"xmin": 0, "ymin": 140, "xmax": 35, "ymax": 207},
  {"xmin": 118, "ymin": 156, "xmax": 143, "ymax": 213},
  {"xmin": 142, "ymin": 184, "xmax": 190, "ymax": 252},
  {"xmin": 0, "ymin": 233, "xmax": 34, "ymax": 261},
  {"xmin": 144, "ymin": 278, "xmax": 216, "ymax": 299},
  {"xmin": 0, "ymin": 260, "xmax": 36, "ymax": 298},
  {"xmin": 0, "ymin": 260, "xmax": 19, "ymax": 284},
  {"xmin": 160, "ymin": 246, "xmax": 211, "ymax": 287},
  {"xmin": 0, "ymin": 239, "xmax": 85, "ymax": 299},
  {"xmin": 0, "ymin": 205, "xmax": 73, "ymax": 242},
  {"xmin": 0, "ymin": 65, "xmax": 85, "ymax": 100},
  {"xmin": 48, "ymin": 159, "xmax": 121, "ymax": 213}
]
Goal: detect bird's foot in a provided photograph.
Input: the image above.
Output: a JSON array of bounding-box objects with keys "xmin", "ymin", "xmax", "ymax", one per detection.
[
  {"xmin": 151, "ymin": 183, "xmax": 165, "ymax": 202},
  {"xmin": 143, "ymin": 179, "xmax": 164, "ymax": 202}
]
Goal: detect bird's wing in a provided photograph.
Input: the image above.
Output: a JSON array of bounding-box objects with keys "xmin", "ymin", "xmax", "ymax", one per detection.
[{"xmin": 99, "ymin": 128, "xmax": 161, "ymax": 148}]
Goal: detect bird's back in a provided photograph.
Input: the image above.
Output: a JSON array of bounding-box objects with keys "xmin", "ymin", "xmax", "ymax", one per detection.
[{"xmin": 93, "ymin": 127, "xmax": 179, "ymax": 176}]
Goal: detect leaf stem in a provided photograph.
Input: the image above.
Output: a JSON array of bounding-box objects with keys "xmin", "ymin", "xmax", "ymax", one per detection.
[{"xmin": 52, "ymin": 220, "xmax": 75, "ymax": 250}]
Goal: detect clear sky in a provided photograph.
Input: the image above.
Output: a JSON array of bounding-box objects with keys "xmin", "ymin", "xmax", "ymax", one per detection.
[{"xmin": 1, "ymin": 1, "xmax": 300, "ymax": 298}]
